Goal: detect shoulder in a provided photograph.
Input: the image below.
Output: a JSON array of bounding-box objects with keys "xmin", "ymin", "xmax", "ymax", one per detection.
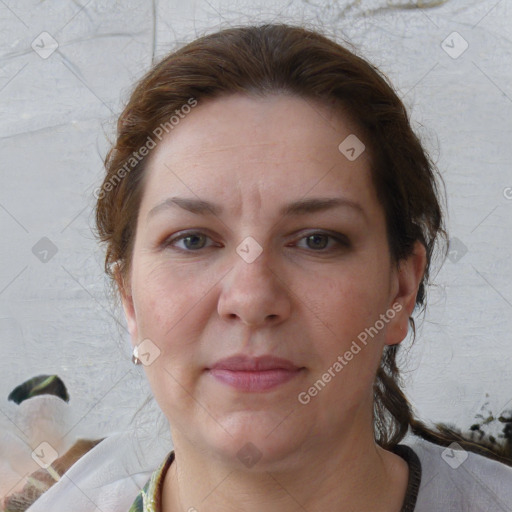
[
  {"xmin": 25, "ymin": 431, "xmax": 172, "ymax": 512},
  {"xmin": 401, "ymin": 434, "xmax": 512, "ymax": 512}
]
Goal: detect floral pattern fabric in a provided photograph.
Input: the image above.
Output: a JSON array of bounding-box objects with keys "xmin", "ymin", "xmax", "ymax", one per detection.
[{"xmin": 128, "ymin": 451, "xmax": 175, "ymax": 512}]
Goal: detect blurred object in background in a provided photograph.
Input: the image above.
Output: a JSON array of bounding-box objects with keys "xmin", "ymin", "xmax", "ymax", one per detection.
[
  {"xmin": 1, "ymin": 375, "xmax": 101, "ymax": 512},
  {"xmin": 8, "ymin": 375, "xmax": 69, "ymax": 405}
]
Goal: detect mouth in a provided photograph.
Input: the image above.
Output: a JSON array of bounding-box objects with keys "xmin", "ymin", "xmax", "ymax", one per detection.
[{"xmin": 206, "ymin": 354, "xmax": 305, "ymax": 392}]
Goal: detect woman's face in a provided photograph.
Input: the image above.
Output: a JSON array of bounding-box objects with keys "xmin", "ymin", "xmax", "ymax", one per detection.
[{"xmin": 120, "ymin": 94, "xmax": 422, "ymax": 467}]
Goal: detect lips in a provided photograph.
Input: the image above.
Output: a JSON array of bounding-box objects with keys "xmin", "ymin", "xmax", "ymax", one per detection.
[
  {"xmin": 209, "ymin": 354, "xmax": 301, "ymax": 372},
  {"xmin": 207, "ymin": 355, "xmax": 304, "ymax": 392}
]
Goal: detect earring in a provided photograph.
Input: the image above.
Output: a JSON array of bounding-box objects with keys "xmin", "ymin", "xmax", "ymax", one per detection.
[{"xmin": 132, "ymin": 346, "xmax": 142, "ymax": 365}]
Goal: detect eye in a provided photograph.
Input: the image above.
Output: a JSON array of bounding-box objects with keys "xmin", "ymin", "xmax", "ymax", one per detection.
[
  {"xmin": 163, "ymin": 231, "xmax": 216, "ymax": 252},
  {"xmin": 294, "ymin": 231, "xmax": 349, "ymax": 252}
]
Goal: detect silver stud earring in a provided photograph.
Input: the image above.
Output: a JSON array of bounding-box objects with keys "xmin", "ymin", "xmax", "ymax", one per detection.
[{"xmin": 132, "ymin": 346, "xmax": 142, "ymax": 365}]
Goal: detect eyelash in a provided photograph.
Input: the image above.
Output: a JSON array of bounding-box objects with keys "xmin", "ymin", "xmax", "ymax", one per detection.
[{"xmin": 161, "ymin": 230, "xmax": 350, "ymax": 254}]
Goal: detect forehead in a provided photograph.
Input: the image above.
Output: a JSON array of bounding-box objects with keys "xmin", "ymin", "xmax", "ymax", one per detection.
[{"xmin": 140, "ymin": 93, "xmax": 381, "ymax": 220}]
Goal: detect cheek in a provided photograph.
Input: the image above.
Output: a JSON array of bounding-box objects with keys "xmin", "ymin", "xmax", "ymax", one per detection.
[
  {"xmin": 144, "ymin": 360, "xmax": 201, "ymax": 428},
  {"xmin": 136, "ymin": 269, "xmax": 207, "ymax": 416},
  {"xmin": 306, "ymin": 272, "xmax": 382, "ymax": 339},
  {"xmin": 132, "ymin": 262, "xmax": 213, "ymax": 397},
  {"xmin": 133, "ymin": 259, "xmax": 208, "ymax": 339},
  {"xmin": 298, "ymin": 277, "xmax": 385, "ymax": 421},
  {"xmin": 300, "ymin": 269, "xmax": 389, "ymax": 384}
]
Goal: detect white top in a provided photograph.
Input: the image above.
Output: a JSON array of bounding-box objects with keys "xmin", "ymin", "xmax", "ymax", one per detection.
[{"xmin": 25, "ymin": 429, "xmax": 512, "ymax": 512}]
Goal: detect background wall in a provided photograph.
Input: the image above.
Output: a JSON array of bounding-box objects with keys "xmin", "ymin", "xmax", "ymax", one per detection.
[{"xmin": 1, "ymin": 0, "xmax": 511, "ymax": 460}]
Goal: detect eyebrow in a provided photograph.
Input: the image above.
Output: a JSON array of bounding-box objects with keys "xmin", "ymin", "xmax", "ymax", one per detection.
[{"xmin": 147, "ymin": 196, "xmax": 367, "ymax": 221}]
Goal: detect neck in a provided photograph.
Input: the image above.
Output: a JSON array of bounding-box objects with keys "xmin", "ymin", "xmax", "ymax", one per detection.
[{"xmin": 162, "ymin": 423, "xmax": 409, "ymax": 512}]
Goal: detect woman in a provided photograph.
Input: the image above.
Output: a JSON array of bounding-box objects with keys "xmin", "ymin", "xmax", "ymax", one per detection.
[{"xmin": 25, "ymin": 23, "xmax": 511, "ymax": 512}]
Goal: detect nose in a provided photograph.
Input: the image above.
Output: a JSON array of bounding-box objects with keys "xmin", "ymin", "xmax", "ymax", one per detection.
[{"xmin": 217, "ymin": 243, "xmax": 292, "ymax": 327}]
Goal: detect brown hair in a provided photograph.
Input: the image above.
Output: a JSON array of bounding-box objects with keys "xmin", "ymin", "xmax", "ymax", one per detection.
[{"xmin": 95, "ymin": 23, "xmax": 510, "ymax": 463}]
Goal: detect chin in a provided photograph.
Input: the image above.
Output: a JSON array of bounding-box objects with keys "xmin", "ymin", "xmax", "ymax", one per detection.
[{"xmin": 205, "ymin": 411, "xmax": 310, "ymax": 471}]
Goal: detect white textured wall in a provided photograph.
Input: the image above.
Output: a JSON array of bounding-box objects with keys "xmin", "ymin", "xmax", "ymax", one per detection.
[{"xmin": 1, "ymin": 0, "xmax": 511, "ymax": 455}]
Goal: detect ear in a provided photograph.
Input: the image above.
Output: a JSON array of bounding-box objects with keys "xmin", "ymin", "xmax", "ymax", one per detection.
[
  {"xmin": 114, "ymin": 265, "xmax": 139, "ymax": 345},
  {"xmin": 384, "ymin": 240, "xmax": 427, "ymax": 346}
]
